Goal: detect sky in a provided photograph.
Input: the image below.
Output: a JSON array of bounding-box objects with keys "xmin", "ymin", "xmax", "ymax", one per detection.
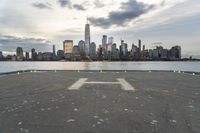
[{"xmin": 0, "ymin": 0, "xmax": 200, "ymax": 58}]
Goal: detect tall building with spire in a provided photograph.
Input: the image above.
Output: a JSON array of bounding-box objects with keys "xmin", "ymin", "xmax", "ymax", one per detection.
[{"xmin": 85, "ymin": 17, "xmax": 90, "ymax": 56}]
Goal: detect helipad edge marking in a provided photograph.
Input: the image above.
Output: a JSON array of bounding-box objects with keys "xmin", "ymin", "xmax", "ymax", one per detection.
[
  {"xmin": 68, "ymin": 78, "xmax": 88, "ymax": 90},
  {"xmin": 117, "ymin": 78, "xmax": 135, "ymax": 91}
]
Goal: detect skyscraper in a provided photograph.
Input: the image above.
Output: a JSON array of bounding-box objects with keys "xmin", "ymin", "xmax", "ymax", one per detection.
[
  {"xmin": 78, "ymin": 40, "xmax": 85, "ymax": 57},
  {"xmin": 25, "ymin": 52, "xmax": 29, "ymax": 60},
  {"xmin": 89, "ymin": 42, "xmax": 96, "ymax": 60},
  {"xmin": 53, "ymin": 45, "xmax": 56, "ymax": 56},
  {"xmin": 143, "ymin": 45, "xmax": 145, "ymax": 51},
  {"xmin": 16, "ymin": 47, "xmax": 24, "ymax": 61},
  {"xmin": 102, "ymin": 35, "xmax": 107, "ymax": 49},
  {"xmin": 107, "ymin": 37, "xmax": 114, "ymax": 53},
  {"xmin": 31, "ymin": 48, "xmax": 37, "ymax": 61},
  {"xmin": 169, "ymin": 46, "xmax": 181, "ymax": 60},
  {"xmin": 72, "ymin": 45, "xmax": 81, "ymax": 61},
  {"xmin": 0, "ymin": 51, "xmax": 3, "ymax": 61},
  {"xmin": 121, "ymin": 40, "xmax": 128, "ymax": 56},
  {"xmin": 57, "ymin": 50, "xmax": 64, "ymax": 59},
  {"xmin": 63, "ymin": 40, "xmax": 73, "ymax": 54},
  {"xmin": 63, "ymin": 40, "xmax": 73, "ymax": 60},
  {"xmin": 108, "ymin": 37, "xmax": 114, "ymax": 45},
  {"xmin": 138, "ymin": 40, "xmax": 141, "ymax": 52},
  {"xmin": 85, "ymin": 18, "xmax": 90, "ymax": 56}
]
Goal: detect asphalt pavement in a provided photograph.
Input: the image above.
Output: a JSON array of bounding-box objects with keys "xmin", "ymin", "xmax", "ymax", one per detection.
[{"xmin": 0, "ymin": 71, "xmax": 199, "ymax": 133}]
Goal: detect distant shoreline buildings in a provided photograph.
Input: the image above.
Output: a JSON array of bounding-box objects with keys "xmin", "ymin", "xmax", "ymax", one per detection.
[{"xmin": 0, "ymin": 19, "xmax": 197, "ymax": 61}]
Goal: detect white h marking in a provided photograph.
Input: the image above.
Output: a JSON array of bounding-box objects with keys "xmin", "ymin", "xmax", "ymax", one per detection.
[{"xmin": 68, "ymin": 78, "xmax": 135, "ymax": 91}]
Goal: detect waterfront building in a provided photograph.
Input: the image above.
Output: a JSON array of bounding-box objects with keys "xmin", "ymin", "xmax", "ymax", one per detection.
[
  {"xmin": 107, "ymin": 37, "xmax": 113, "ymax": 59},
  {"xmin": 152, "ymin": 49, "xmax": 159, "ymax": 59},
  {"xmin": 116, "ymin": 49, "xmax": 120, "ymax": 60},
  {"xmin": 0, "ymin": 51, "xmax": 3, "ymax": 61},
  {"xmin": 85, "ymin": 19, "xmax": 90, "ymax": 56},
  {"xmin": 16, "ymin": 47, "xmax": 24, "ymax": 61},
  {"xmin": 111, "ymin": 43, "xmax": 117, "ymax": 53},
  {"xmin": 37, "ymin": 52, "xmax": 43, "ymax": 61},
  {"xmin": 53, "ymin": 45, "xmax": 56, "ymax": 56},
  {"xmin": 148, "ymin": 49, "xmax": 153, "ymax": 59},
  {"xmin": 31, "ymin": 48, "xmax": 37, "ymax": 61},
  {"xmin": 97, "ymin": 45, "xmax": 103, "ymax": 60},
  {"xmin": 141, "ymin": 45, "xmax": 147, "ymax": 60},
  {"xmin": 102, "ymin": 35, "xmax": 107, "ymax": 49},
  {"xmin": 73, "ymin": 46, "xmax": 80, "ymax": 54},
  {"xmin": 102, "ymin": 35, "xmax": 107, "ymax": 59},
  {"xmin": 25, "ymin": 52, "xmax": 29, "ymax": 60},
  {"xmin": 72, "ymin": 45, "xmax": 81, "ymax": 61},
  {"xmin": 111, "ymin": 43, "xmax": 118, "ymax": 60},
  {"xmin": 130, "ymin": 44, "xmax": 138, "ymax": 60},
  {"xmin": 169, "ymin": 46, "xmax": 181, "ymax": 60},
  {"xmin": 89, "ymin": 42, "xmax": 96, "ymax": 60},
  {"xmin": 107, "ymin": 44, "xmax": 112, "ymax": 52},
  {"xmin": 142, "ymin": 50, "xmax": 149, "ymax": 60},
  {"xmin": 108, "ymin": 37, "xmax": 114, "ymax": 45},
  {"xmin": 63, "ymin": 40, "xmax": 73, "ymax": 60},
  {"xmin": 161, "ymin": 49, "xmax": 168, "ymax": 60},
  {"xmin": 12, "ymin": 55, "xmax": 17, "ymax": 61},
  {"xmin": 121, "ymin": 40, "xmax": 128, "ymax": 56},
  {"xmin": 57, "ymin": 50, "xmax": 64, "ymax": 60},
  {"xmin": 138, "ymin": 40, "xmax": 141, "ymax": 52},
  {"xmin": 119, "ymin": 40, "xmax": 128, "ymax": 60},
  {"xmin": 78, "ymin": 40, "xmax": 85, "ymax": 58},
  {"xmin": 131, "ymin": 44, "xmax": 137, "ymax": 53},
  {"xmin": 43, "ymin": 52, "xmax": 53, "ymax": 61},
  {"xmin": 63, "ymin": 40, "xmax": 73, "ymax": 54},
  {"xmin": 143, "ymin": 45, "xmax": 145, "ymax": 51}
]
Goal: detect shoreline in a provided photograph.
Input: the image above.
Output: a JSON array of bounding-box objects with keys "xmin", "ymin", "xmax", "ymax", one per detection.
[{"xmin": 1, "ymin": 60, "xmax": 200, "ymax": 62}]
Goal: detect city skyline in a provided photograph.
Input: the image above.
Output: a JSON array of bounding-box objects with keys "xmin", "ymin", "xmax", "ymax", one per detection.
[
  {"xmin": 0, "ymin": 0, "xmax": 200, "ymax": 58},
  {"xmin": 0, "ymin": 35, "xmax": 183, "ymax": 61}
]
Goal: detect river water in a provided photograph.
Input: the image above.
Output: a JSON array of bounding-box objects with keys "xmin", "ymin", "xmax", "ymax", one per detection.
[{"xmin": 0, "ymin": 61, "xmax": 200, "ymax": 73}]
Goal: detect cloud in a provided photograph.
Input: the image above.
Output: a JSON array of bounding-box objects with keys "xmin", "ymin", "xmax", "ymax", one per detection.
[
  {"xmin": 32, "ymin": 2, "xmax": 52, "ymax": 10},
  {"xmin": 58, "ymin": 0, "xmax": 71, "ymax": 8},
  {"xmin": 73, "ymin": 4, "xmax": 86, "ymax": 11},
  {"xmin": 89, "ymin": 0, "xmax": 155, "ymax": 28},
  {"xmin": 58, "ymin": 0, "xmax": 86, "ymax": 10},
  {"xmin": 59, "ymin": 28, "xmax": 83, "ymax": 34},
  {"xmin": 0, "ymin": 35, "xmax": 52, "ymax": 52},
  {"xmin": 94, "ymin": 0, "xmax": 105, "ymax": 8},
  {"xmin": 0, "ymin": 8, "xmax": 36, "ymax": 32}
]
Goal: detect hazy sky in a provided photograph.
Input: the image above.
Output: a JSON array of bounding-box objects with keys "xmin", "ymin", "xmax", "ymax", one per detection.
[{"xmin": 0, "ymin": 0, "xmax": 200, "ymax": 57}]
